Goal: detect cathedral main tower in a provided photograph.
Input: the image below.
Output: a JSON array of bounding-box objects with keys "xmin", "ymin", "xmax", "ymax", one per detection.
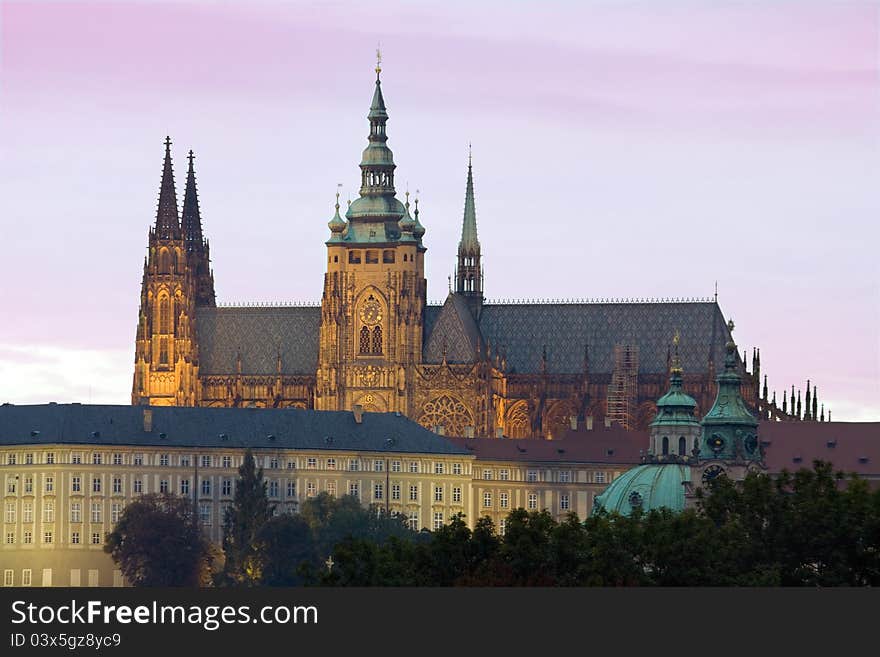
[
  {"xmin": 315, "ymin": 60, "xmax": 427, "ymax": 414},
  {"xmin": 132, "ymin": 139, "xmax": 214, "ymax": 406}
]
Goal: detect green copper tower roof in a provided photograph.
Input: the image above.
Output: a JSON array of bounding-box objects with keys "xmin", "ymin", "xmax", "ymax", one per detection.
[
  {"xmin": 651, "ymin": 332, "xmax": 699, "ymax": 429},
  {"xmin": 593, "ymin": 464, "xmax": 690, "ymax": 516},
  {"xmin": 344, "ymin": 59, "xmax": 407, "ymax": 235},
  {"xmin": 699, "ymin": 319, "xmax": 760, "ymax": 461},
  {"xmin": 327, "ymin": 189, "xmax": 347, "ymax": 242}
]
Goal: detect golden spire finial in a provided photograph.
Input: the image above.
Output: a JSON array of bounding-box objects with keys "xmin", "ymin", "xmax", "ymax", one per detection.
[
  {"xmin": 375, "ymin": 44, "xmax": 382, "ymax": 77},
  {"xmin": 670, "ymin": 329, "xmax": 683, "ymax": 376},
  {"xmin": 335, "ymin": 183, "xmax": 342, "ymax": 210}
]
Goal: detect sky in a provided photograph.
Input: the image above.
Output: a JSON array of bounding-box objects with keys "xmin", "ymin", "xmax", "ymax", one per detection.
[{"xmin": 0, "ymin": 0, "xmax": 878, "ymax": 420}]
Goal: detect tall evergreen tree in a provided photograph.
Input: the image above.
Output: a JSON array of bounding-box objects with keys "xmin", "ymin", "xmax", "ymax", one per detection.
[{"xmin": 218, "ymin": 449, "xmax": 273, "ymax": 586}]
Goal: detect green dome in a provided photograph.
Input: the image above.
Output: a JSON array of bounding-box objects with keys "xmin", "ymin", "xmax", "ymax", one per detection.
[
  {"xmin": 327, "ymin": 199, "xmax": 346, "ymax": 240},
  {"xmin": 651, "ymin": 372, "xmax": 699, "ymax": 428},
  {"xmin": 346, "ymin": 195, "xmax": 405, "ymax": 220},
  {"xmin": 593, "ymin": 464, "xmax": 690, "ymax": 516}
]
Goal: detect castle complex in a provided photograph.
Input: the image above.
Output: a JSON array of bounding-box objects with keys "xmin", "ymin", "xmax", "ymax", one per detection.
[{"xmin": 132, "ymin": 62, "xmax": 822, "ymax": 437}]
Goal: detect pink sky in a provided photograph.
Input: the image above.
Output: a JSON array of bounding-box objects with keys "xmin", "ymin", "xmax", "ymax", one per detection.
[{"xmin": 0, "ymin": 1, "xmax": 878, "ymax": 420}]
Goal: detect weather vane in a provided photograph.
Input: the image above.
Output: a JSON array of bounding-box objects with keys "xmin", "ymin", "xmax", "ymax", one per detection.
[{"xmin": 376, "ymin": 44, "xmax": 382, "ymax": 76}]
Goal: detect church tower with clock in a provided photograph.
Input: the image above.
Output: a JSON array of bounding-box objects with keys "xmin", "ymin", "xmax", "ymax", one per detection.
[{"xmin": 315, "ymin": 55, "xmax": 427, "ymax": 414}]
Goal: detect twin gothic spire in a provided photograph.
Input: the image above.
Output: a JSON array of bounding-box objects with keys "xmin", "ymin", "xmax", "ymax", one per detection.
[{"xmin": 153, "ymin": 136, "xmax": 205, "ymax": 250}]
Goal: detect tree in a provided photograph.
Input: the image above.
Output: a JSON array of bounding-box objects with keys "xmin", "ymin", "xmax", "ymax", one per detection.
[
  {"xmin": 255, "ymin": 514, "xmax": 317, "ymax": 586},
  {"xmin": 105, "ymin": 493, "xmax": 213, "ymax": 586},
  {"xmin": 218, "ymin": 449, "xmax": 273, "ymax": 586},
  {"xmin": 300, "ymin": 492, "xmax": 412, "ymax": 562}
]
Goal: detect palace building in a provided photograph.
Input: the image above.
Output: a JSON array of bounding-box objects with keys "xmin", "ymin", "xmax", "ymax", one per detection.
[
  {"xmin": 0, "ymin": 403, "xmax": 636, "ymax": 587},
  {"xmin": 131, "ymin": 61, "xmax": 821, "ymax": 437}
]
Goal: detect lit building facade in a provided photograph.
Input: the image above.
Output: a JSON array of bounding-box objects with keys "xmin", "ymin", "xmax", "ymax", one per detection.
[
  {"xmin": 0, "ymin": 403, "xmax": 647, "ymax": 587},
  {"xmin": 131, "ymin": 63, "xmax": 820, "ymax": 437}
]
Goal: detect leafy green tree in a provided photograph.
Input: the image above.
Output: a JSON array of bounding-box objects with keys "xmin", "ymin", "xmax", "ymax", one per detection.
[
  {"xmin": 218, "ymin": 449, "xmax": 273, "ymax": 586},
  {"xmin": 300, "ymin": 492, "xmax": 412, "ymax": 563},
  {"xmin": 581, "ymin": 509, "xmax": 648, "ymax": 586},
  {"xmin": 255, "ymin": 514, "xmax": 317, "ymax": 586},
  {"xmin": 105, "ymin": 493, "xmax": 214, "ymax": 586},
  {"xmin": 496, "ymin": 509, "xmax": 558, "ymax": 585}
]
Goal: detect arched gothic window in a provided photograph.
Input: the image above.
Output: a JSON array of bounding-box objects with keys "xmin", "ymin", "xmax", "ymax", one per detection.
[
  {"xmin": 359, "ymin": 326, "xmax": 370, "ymax": 354},
  {"xmin": 158, "ymin": 297, "xmax": 170, "ymax": 334},
  {"xmin": 678, "ymin": 436, "xmax": 686, "ymax": 455},
  {"xmin": 371, "ymin": 326, "xmax": 382, "ymax": 354},
  {"xmin": 662, "ymin": 436, "xmax": 669, "ymax": 455},
  {"xmin": 158, "ymin": 249, "xmax": 170, "ymax": 274},
  {"xmin": 159, "ymin": 337, "xmax": 168, "ymax": 365}
]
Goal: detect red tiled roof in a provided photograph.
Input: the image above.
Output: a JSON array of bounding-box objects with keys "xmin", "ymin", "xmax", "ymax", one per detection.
[
  {"xmin": 759, "ymin": 421, "xmax": 880, "ymax": 477},
  {"xmin": 446, "ymin": 424, "xmax": 648, "ymax": 464},
  {"xmin": 446, "ymin": 421, "xmax": 880, "ymax": 477}
]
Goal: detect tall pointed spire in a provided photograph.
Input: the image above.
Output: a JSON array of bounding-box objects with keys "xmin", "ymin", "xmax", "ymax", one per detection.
[
  {"xmin": 182, "ymin": 150, "xmax": 204, "ymax": 252},
  {"xmin": 460, "ymin": 144, "xmax": 479, "ymax": 251},
  {"xmin": 155, "ymin": 136, "xmax": 180, "ymax": 240},
  {"xmin": 455, "ymin": 146, "xmax": 483, "ymax": 315},
  {"xmin": 804, "ymin": 380, "xmax": 812, "ymax": 421}
]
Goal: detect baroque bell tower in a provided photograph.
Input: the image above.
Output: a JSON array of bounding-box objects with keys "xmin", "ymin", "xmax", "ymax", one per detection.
[
  {"xmin": 132, "ymin": 138, "xmax": 210, "ymax": 406},
  {"xmin": 316, "ymin": 56, "xmax": 427, "ymax": 414}
]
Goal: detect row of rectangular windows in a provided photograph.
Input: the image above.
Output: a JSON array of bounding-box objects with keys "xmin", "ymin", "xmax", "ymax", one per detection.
[
  {"xmin": 480, "ymin": 492, "xmax": 571, "ymax": 511},
  {"xmin": 1, "ymin": 569, "xmax": 121, "ymax": 587},
  {"xmin": 5, "ymin": 475, "xmax": 476, "ymax": 500},
  {"xmin": 3, "ymin": 453, "xmax": 466, "ymax": 474}
]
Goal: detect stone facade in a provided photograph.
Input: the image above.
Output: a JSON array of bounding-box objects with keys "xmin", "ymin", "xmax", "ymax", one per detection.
[{"xmin": 131, "ymin": 67, "xmax": 815, "ymax": 437}]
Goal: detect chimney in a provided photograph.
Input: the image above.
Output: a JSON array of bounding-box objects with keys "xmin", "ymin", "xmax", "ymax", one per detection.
[
  {"xmin": 569, "ymin": 416, "xmax": 577, "ymax": 431},
  {"xmin": 586, "ymin": 416, "xmax": 594, "ymax": 431},
  {"xmin": 604, "ymin": 417, "xmax": 612, "ymax": 428},
  {"xmin": 464, "ymin": 425, "xmax": 474, "ymax": 438},
  {"xmin": 495, "ymin": 427, "xmax": 504, "ymax": 439},
  {"xmin": 143, "ymin": 408, "xmax": 153, "ymax": 433},
  {"xmin": 353, "ymin": 404, "xmax": 363, "ymax": 424}
]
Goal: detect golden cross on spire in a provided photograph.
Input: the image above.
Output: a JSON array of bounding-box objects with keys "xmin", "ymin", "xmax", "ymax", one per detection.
[
  {"xmin": 375, "ymin": 44, "xmax": 382, "ymax": 76},
  {"xmin": 672, "ymin": 329, "xmax": 680, "ymax": 347}
]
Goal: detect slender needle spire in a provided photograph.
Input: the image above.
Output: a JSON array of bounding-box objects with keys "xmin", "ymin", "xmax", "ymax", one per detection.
[
  {"xmin": 182, "ymin": 149, "xmax": 204, "ymax": 251},
  {"xmin": 155, "ymin": 136, "xmax": 180, "ymax": 239}
]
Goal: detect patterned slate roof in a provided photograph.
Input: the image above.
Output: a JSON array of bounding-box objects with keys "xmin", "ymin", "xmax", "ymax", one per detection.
[
  {"xmin": 196, "ymin": 306, "xmax": 320, "ymax": 376},
  {"xmin": 423, "ymin": 294, "xmax": 483, "ymax": 364},
  {"xmin": 195, "ymin": 301, "xmax": 728, "ymax": 377},
  {"xmin": 475, "ymin": 301, "xmax": 730, "ymax": 375},
  {"xmin": 0, "ymin": 404, "xmax": 470, "ymax": 455}
]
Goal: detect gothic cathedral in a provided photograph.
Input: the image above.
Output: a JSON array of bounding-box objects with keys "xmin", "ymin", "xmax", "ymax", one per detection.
[{"xmin": 133, "ymin": 64, "xmax": 819, "ymax": 437}]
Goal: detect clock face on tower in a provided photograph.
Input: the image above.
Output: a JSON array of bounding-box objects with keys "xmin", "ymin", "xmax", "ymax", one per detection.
[
  {"xmin": 360, "ymin": 297, "xmax": 382, "ymax": 326},
  {"xmin": 702, "ymin": 464, "xmax": 725, "ymax": 485}
]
